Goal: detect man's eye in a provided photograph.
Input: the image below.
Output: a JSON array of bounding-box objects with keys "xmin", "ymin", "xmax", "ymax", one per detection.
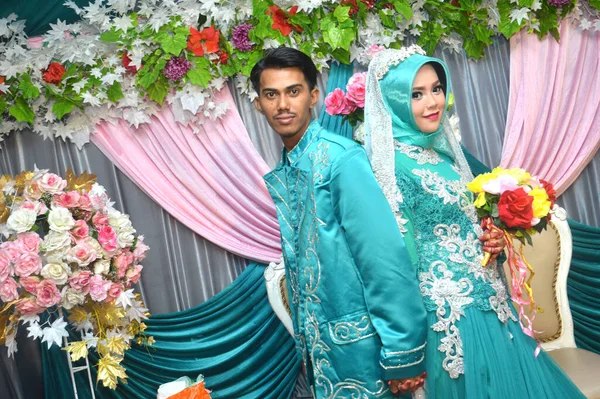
[{"xmin": 290, "ymin": 89, "xmax": 299, "ymax": 95}]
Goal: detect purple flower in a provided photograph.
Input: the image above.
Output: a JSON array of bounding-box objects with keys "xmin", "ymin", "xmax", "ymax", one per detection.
[
  {"xmin": 162, "ymin": 56, "xmax": 192, "ymax": 81},
  {"xmin": 548, "ymin": 0, "xmax": 570, "ymax": 6},
  {"xmin": 231, "ymin": 23, "xmax": 255, "ymax": 52}
]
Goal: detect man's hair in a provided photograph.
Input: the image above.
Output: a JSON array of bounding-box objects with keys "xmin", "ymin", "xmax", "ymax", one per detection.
[{"xmin": 250, "ymin": 47, "xmax": 318, "ymax": 93}]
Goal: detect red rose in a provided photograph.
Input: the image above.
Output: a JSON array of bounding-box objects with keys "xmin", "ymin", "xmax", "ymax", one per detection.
[
  {"xmin": 540, "ymin": 179, "xmax": 557, "ymax": 204},
  {"xmin": 187, "ymin": 26, "xmax": 220, "ymax": 57},
  {"xmin": 42, "ymin": 62, "xmax": 66, "ymax": 85},
  {"xmin": 122, "ymin": 53, "xmax": 139, "ymax": 73},
  {"xmin": 498, "ymin": 187, "xmax": 534, "ymax": 229}
]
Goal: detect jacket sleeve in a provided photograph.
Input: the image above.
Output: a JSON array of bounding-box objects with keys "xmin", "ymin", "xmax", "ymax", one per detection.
[{"xmin": 330, "ymin": 146, "xmax": 427, "ymax": 380}]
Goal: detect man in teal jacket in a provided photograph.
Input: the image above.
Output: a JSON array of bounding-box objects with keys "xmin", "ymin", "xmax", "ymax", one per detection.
[{"xmin": 251, "ymin": 47, "xmax": 427, "ymax": 398}]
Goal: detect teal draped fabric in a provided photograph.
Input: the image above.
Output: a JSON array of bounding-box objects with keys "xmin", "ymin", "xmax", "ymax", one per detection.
[
  {"xmin": 0, "ymin": 0, "xmax": 90, "ymax": 36},
  {"xmin": 565, "ymin": 219, "xmax": 600, "ymax": 354},
  {"xmin": 43, "ymin": 263, "xmax": 300, "ymax": 399},
  {"xmin": 462, "ymin": 149, "xmax": 600, "ymax": 356},
  {"xmin": 318, "ymin": 62, "xmax": 354, "ymax": 139}
]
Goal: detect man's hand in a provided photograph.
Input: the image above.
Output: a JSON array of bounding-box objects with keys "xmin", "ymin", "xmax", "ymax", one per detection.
[
  {"xmin": 388, "ymin": 372, "xmax": 427, "ymax": 396},
  {"xmin": 480, "ymin": 228, "xmax": 506, "ymax": 261}
]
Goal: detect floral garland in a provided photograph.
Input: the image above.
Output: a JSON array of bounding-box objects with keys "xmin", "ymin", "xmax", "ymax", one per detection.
[{"xmin": 0, "ymin": 0, "xmax": 597, "ymax": 147}]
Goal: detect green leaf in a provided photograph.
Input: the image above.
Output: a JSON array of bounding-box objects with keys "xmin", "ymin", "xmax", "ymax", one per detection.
[
  {"xmin": 331, "ymin": 48, "xmax": 351, "ymax": 64},
  {"xmin": 299, "ymin": 41, "xmax": 315, "ymax": 57},
  {"xmin": 498, "ymin": 0, "xmax": 525, "ymax": 38},
  {"xmin": 0, "ymin": 99, "xmax": 7, "ymax": 114},
  {"xmin": 100, "ymin": 28, "xmax": 122, "ymax": 43},
  {"xmin": 473, "ymin": 23, "xmax": 493, "ymax": 44},
  {"xmin": 187, "ymin": 68, "xmax": 212, "ymax": 88},
  {"xmin": 52, "ymin": 101, "xmax": 75, "ymax": 120},
  {"xmin": 338, "ymin": 27, "xmax": 355, "ymax": 51},
  {"xmin": 379, "ymin": 10, "xmax": 396, "ymax": 29},
  {"xmin": 333, "ymin": 5, "xmax": 351, "ymax": 23},
  {"xmin": 106, "ymin": 81, "xmax": 124, "ymax": 103},
  {"xmin": 156, "ymin": 31, "xmax": 187, "ymax": 55},
  {"xmin": 464, "ymin": 38, "xmax": 485, "ymax": 58},
  {"xmin": 518, "ymin": 0, "xmax": 534, "ymax": 8},
  {"xmin": 19, "ymin": 74, "xmax": 40, "ymax": 99},
  {"xmin": 8, "ymin": 97, "xmax": 34, "ymax": 124},
  {"xmin": 146, "ymin": 77, "xmax": 169, "ymax": 105},
  {"xmin": 393, "ymin": 0, "xmax": 413, "ymax": 20},
  {"xmin": 323, "ymin": 25, "xmax": 342, "ymax": 49}
]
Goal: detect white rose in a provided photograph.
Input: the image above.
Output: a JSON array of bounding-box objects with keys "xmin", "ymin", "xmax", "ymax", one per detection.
[
  {"xmin": 108, "ymin": 209, "xmax": 133, "ymax": 231},
  {"xmin": 6, "ymin": 209, "xmax": 37, "ymax": 233},
  {"xmin": 42, "ymin": 231, "xmax": 72, "ymax": 252},
  {"xmin": 93, "ymin": 259, "xmax": 111, "ymax": 275},
  {"xmin": 48, "ymin": 207, "xmax": 75, "ymax": 232},
  {"xmin": 60, "ymin": 287, "xmax": 85, "ymax": 310},
  {"xmin": 38, "ymin": 173, "xmax": 67, "ymax": 194},
  {"xmin": 44, "ymin": 249, "xmax": 68, "ymax": 264},
  {"xmin": 41, "ymin": 263, "xmax": 71, "ymax": 285},
  {"xmin": 117, "ymin": 228, "xmax": 135, "ymax": 248}
]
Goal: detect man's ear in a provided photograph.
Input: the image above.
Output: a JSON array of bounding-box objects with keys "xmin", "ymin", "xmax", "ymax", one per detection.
[
  {"xmin": 309, "ymin": 87, "xmax": 320, "ymax": 109},
  {"xmin": 254, "ymin": 98, "xmax": 264, "ymax": 114}
]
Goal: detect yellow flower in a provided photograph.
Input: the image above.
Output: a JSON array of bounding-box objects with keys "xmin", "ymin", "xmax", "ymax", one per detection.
[
  {"xmin": 529, "ymin": 186, "xmax": 551, "ymax": 218},
  {"xmin": 467, "ymin": 172, "xmax": 497, "ymax": 193},
  {"xmin": 493, "ymin": 167, "xmax": 531, "ymax": 184},
  {"xmin": 474, "ymin": 192, "xmax": 487, "ymax": 208}
]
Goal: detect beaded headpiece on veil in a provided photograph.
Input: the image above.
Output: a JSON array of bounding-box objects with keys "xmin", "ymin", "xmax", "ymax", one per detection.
[{"xmin": 363, "ymin": 45, "xmax": 474, "ymax": 232}]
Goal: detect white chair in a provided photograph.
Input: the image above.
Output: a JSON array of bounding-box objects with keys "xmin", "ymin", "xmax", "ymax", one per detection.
[
  {"xmin": 505, "ymin": 205, "xmax": 600, "ymax": 398},
  {"xmin": 264, "ymin": 259, "xmax": 294, "ymax": 337}
]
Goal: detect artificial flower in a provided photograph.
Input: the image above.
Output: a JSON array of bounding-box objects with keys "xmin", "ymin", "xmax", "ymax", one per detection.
[
  {"xmin": 42, "ymin": 62, "xmax": 66, "ymax": 85},
  {"xmin": 498, "ymin": 187, "xmax": 534, "ymax": 229},
  {"xmin": 187, "ymin": 26, "xmax": 220, "ymax": 57}
]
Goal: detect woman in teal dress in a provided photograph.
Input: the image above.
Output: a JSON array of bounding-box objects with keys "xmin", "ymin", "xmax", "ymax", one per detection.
[{"xmin": 363, "ymin": 46, "xmax": 585, "ymax": 398}]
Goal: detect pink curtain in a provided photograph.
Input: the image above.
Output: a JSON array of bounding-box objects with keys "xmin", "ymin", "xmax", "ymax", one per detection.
[
  {"xmin": 91, "ymin": 88, "xmax": 282, "ymax": 263},
  {"xmin": 501, "ymin": 23, "xmax": 600, "ymax": 195}
]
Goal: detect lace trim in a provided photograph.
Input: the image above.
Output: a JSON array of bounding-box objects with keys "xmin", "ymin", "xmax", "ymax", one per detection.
[
  {"xmin": 395, "ymin": 141, "xmax": 443, "ymax": 165},
  {"xmin": 419, "ymin": 260, "xmax": 473, "ymax": 379}
]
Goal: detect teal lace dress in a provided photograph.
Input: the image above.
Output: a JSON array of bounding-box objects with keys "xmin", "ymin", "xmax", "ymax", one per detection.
[{"xmin": 394, "ymin": 142, "xmax": 585, "ymax": 399}]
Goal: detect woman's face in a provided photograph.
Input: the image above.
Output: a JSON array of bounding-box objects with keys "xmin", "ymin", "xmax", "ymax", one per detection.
[{"xmin": 411, "ymin": 64, "xmax": 446, "ymax": 133}]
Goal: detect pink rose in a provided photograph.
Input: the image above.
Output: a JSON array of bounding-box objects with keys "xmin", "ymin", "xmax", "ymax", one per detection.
[
  {"xmin": 346, "ymin": 72, "xmax": 366, "ymax": 108},
  {"xmin": 133, "ymin": 237, "xmax": 150, "ymax": 262},
  {"xmin": 87, "ymin": 274, "xmax": 111, "ymax": 302},
  {"xmin": 38, "ymin": 173, "xmax": 67, "ymax": 194},
  {"xmin": 0, "ymin": 277, "xmax": 19, "ymax": 302},
  {"xmin": 67, "ymin": 241, "xmax": 98, "ymax": 266},
  {"xmin": 35, "ymin": 280, "xmax": 61, "ymax": 308},
  {"xmin": 14, "ymin": 253, "xmax": 42, "ymax": 277},
  {"xmin": 71, "ymin": 220, "xmax": 90, "ymax": 239},
  {"xmin": 68, "ymin": 270, "xmax": 92, "ymax": 291},
  {"xmin": 16, "ymin": 298, "xmax": 45, "ymax": 315},
  {"xmin": 367, "ymin": 44, "xmax": 386, "ymax": 58},
  {"xmin": 1, "ymin": 241, "xmax": 22, "ymax": 262},
  {"xmin": 126, "ymin": 264, "xmax": 143, "ymax": 286},
  {"xmin": 19, "ymin": 275, "xmax": 40, "ymax": 294},
  {"xmin": 114, "ymin": 251, "xmax": 134, "ymax": 279},
  {"xmin": 16, "ymin": 232, "xmax": 43, "ymax": 254},
  {"xmin": 23, "ymin": 182, "xmax": 42, "ymax": 201},
  {"xmin": 0, "ymin": 252, "xmax": 13, "ymax": 283},
  {"xmin": 78, "ymin": 193, "xmax": 92, "ymax": 212},
  {"xmin": 54, "ymin": 191, "xmax": 81, "ymax": 208},
  {"xmin": 92, "ymin": 212, "xmax": 109, "ymax": 228},
  {"xmin": 106, "ymin": 282, "xmax": 123, "ymax": 302},
  {"xmin": 98, "ymin": 225, "xmax": 118, "ymax": 253},
  {"xmin": 325, "ymin": 88, "xmax": 351, "ymax": 116},
  {"xmin": 21, "ymin": 200, "xmax": 48, "ymax": 215}
]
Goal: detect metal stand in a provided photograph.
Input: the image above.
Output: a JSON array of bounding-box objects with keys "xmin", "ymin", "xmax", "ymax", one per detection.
[{"xmin": 57, "ymin": 308, "xmax": 96, "ymax": 399}]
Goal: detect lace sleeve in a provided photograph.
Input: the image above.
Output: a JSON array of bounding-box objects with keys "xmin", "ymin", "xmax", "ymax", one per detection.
[{"xmin": 395, "ymin": 172, "xmax": 419, "ymax": 266}]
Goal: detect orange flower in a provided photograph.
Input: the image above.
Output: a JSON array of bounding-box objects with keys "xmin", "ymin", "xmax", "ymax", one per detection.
[
  {"xmin": 187, "ymin": 26, "xmax": 221, "ymax": 57},
  {"xmin": 0, "ymin": 76, "xmax": 5, "ymax": 95},
  {"xmin": 42, "ymin": 62, "xmax": 66, "ymax": 85},
  {"xmin": 212, "ymin": 50, "xmax": 229, "ymax": 65},
  {"xmin": 168, "ymin": 381, "xmax": 212, "ymax": 399},
  {"xmin": 267, "ymin": 5, "xmax": 302, "ymax": 36}
]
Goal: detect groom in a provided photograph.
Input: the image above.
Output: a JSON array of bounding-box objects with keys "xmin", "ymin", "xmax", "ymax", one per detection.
[{"xmin": 251, "ymin": 47, "xmax": 427, "ymax": 398}]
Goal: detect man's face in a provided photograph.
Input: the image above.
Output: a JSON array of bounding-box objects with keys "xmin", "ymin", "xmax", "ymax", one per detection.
[{"xmin": 254, "ymin": 67, "xmax": 319, "ymax": 150}]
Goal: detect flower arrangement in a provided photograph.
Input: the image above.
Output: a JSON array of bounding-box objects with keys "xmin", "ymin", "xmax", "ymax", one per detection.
[
  {"xmin": 468, "ymin": 167, "xmax": 557, "ymax": 352},
  {"xmin": 0, "ymin": 0, "xmax": 598, "ymax": 146},
  {"xmin": 324, "ymin": 71, "xmax": 366, "ymax": 127},
  {"xmin": 0, "ymin": 168, "xmax": 152, "ymax": 389}
]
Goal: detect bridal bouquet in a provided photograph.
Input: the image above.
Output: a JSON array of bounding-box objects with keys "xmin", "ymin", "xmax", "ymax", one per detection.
[
  {"xmin": 468, "ymin": 167, "xmax": 556, "ymax": 351},
  {"xmin": 0, "ymin": 168, "xmax": 152, "ymax": 389}
]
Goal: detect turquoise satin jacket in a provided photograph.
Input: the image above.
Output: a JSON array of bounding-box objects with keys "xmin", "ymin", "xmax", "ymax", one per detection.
[{"xmin": 264, "ymin": 120, "xmax": 427, "ymax": 398}]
